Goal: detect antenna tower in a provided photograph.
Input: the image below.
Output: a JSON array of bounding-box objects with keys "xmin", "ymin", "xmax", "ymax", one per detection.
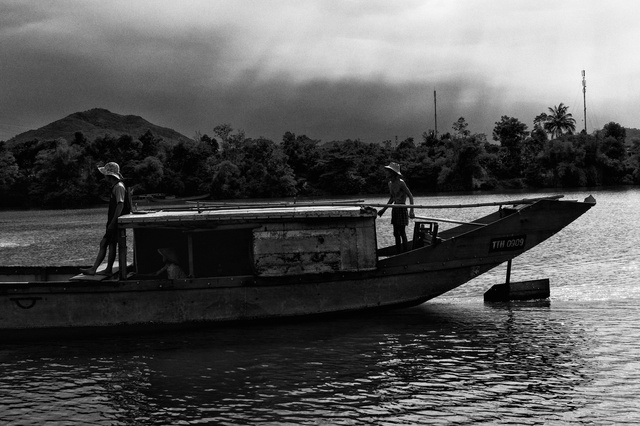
[{"xmin": 582, "ymin": 70, "xmax": 587, "ymax": 134}]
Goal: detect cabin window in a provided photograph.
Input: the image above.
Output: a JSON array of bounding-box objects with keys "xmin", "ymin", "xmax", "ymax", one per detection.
[
  {"xmin": 189, "ymin": 228, "xmax": 254, "ymax": 277},
  {"xmin": 133, "ymin": 227, "xmax": 255, "ymax": 278},
  {"xmin": 133, "ymin": 229, "xmax": 188, "ymax": 276}
]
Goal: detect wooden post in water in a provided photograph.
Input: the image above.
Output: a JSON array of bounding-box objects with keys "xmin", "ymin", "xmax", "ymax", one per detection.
[{"xmin": 484, "ymin": 260, "xmax": 550, "ymax": 302}]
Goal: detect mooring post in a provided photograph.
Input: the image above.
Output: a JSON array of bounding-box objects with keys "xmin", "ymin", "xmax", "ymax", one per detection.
[{"xmin": 484, "ymin": 259, "xmax": 550, "ymax": 302}]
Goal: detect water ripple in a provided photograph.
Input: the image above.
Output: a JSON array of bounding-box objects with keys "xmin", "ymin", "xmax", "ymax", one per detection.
[{"xmin": 2, "ymin": 189, "xmax": 640, "ymax": 424}]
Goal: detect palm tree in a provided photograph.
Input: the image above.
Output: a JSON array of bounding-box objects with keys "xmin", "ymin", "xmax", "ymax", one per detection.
[{"xmin": 543, "ymin": 103, "xmax": 576, "ymax": 139}]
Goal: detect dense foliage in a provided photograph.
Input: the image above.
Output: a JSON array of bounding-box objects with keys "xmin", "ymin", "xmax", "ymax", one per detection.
[{"xmin": 1, "ymin": 110, "xmax": 638, "ymax": 208}]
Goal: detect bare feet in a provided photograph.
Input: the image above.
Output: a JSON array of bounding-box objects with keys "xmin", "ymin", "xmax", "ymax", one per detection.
[
  {"xmin": 97, "ymin": 270, "xmax": 113, "ymax": 276},
  {"xmin": 80, "ymin": 268, "xmax": 96, "ymax": 276}
]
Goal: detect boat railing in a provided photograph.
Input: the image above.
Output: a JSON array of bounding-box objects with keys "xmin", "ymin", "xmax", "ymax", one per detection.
[
  {"xmin": 134, "ymin": 195, "xmax": 566, "ymax": 215},
  {"xmin": 412, "ymin": 221, "xmax": 440, "ymax": 249},
  {"xmin": 413, "ymin": 215, "xmax": 487, "ymax": 227},
  {"xmin": 364, "ymin": 194, "xmax": 564, "ymax": 210}
]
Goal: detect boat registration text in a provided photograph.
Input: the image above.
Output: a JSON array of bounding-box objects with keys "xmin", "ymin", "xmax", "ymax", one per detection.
[{"xmin": 489, "ymin": 235, "xmax": 527, "ymax": 252}]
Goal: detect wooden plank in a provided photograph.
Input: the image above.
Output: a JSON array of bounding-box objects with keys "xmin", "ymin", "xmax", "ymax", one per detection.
[
  {"xmin": 187, "ymin": 234, "xmax": 195, "ymax": 277},
  {"xmin": 484, "ymin": 279, "xmax": 550, "ymax": 302},
  {"xmin": 70, "ymin": 267, "xmax": 120, "ymax": 282},
  {"xmin": 364, "ymin": 195, "xmax": 564, "ymax": 210},
  {"xmin": 254, "ymin": 229, "xmax": 343, "ymax": 252},
  {"xmin": 69, "ymin": 274, "xmax": 109, "ymax": 282},
  {"xmin": 185, "ymin": 195, "xmax": 564, "ymax": 210},
  {"xmin": 354, "ymin": 224, "xmax": 377, "ymax": 269},
  {"xmin": 118, "ymin": 229, "xmax": 127, "ymax": 279},
  {"xmin": 414, "ymin": 215, "xmax": 486, "ymax": 226},
  {"xmin": 255, "ymin": 252, "xmax": 341, "ymax": 275},
  {"xmin": 119, "ymin": 205, "xmax": 373, "ymax": 227},
  {"xmin": 253, "ymin": 220, "xmax": 377, "ymax": 275}
]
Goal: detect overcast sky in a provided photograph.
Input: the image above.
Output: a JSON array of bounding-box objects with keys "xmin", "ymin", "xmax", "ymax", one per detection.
[{"xmin": 1, "ymin": 0, "xmax": 639, "ymax": 143}]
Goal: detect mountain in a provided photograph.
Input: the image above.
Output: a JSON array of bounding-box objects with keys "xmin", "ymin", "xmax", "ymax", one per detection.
[{"xmin": 6, "ymin": 108, "xmax": 193, "ymax": 146}]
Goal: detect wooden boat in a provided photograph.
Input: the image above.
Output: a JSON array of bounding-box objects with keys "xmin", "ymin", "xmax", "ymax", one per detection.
[
  {"xmin": 0, "ymin": 195, "xmax": 595, "ymax": 339},
  {"xmin": 132, "ymin": 193, "xmax": 210, "ymax": 206},
  {"xmin": 147, "ymin": 193, "xmax": 210, "ymax": 203}
]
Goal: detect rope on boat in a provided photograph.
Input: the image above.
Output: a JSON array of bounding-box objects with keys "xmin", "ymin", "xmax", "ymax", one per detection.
[{"xmin": 413, "ymin": 215, "xmax": 487, "ymax": 226}]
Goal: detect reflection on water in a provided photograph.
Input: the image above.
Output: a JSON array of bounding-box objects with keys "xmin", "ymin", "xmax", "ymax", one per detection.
[
  {"xmin": 2, "ymin": 188, "xmax": 640, "ymax": 424},
  {"xmin": 4, "ymin": 301, "xmax": 639, "ymax": 425}
]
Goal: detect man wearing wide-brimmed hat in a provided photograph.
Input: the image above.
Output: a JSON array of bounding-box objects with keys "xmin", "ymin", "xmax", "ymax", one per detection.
[
  {"xmin": 156, "ymin": 248, "xmax": 188, "ymax": 279},
  {"xmin": 377, "ymin": 162, "xmax": 415, "ymax": 253},
  {"xmin": 80, "ymin": 162, "xmax": 131, "ymax": 276}
]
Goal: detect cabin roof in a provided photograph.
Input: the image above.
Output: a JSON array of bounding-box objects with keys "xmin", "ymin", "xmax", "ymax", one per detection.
[{"xmin": 119, "ymin": 205, "xmax": 377, "ymax": 226}]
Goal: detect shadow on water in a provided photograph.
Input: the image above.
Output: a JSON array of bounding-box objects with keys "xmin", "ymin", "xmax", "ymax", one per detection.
[
  {"xmin": 7, "ymin": 187, "xmax": 640, "ymax": 424},
  {"xmin": 0, "ymin": 302, "xmax": 596, "ymax": 425}
]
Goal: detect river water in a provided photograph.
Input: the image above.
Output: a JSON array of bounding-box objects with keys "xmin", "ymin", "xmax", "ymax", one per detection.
[{"xmin": 1, "ymin": 188, "xmax": 639, "ymax": 425}]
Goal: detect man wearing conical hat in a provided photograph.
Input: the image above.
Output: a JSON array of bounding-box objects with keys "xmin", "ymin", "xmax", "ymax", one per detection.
[
  {"xmin": 81, "ymin": 162, "xmax": 131, "ymax": 276},
  {"xmin": 377, "ymin": 162, "xmax": 415, "ymax": 253}
]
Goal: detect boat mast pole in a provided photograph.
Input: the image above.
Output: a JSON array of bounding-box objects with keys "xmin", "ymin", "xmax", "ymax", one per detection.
[{"xmin": 582, "ymin": 70, "xmax": 587, "ymax": 134}]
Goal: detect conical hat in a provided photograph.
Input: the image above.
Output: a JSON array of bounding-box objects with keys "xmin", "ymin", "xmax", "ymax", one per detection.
[
  {"xmin": 384, "ymin": 162, "xmax": 402, "ymax": 176},
  {"xmin": 158, "ymin": 248, "xmax": 181, "ymax": 265},
  {"xmin": 98, "ymin": 162, "xmax": 124, "ymax": 180}
]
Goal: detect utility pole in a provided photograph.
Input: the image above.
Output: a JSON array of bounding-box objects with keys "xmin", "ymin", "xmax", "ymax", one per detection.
[
  {"xmin": 434, "ymin": 90, "xmax": 438, "ymax": 137},
  {"xmin": 582, "ymin": 70, "xmax": 587, "ymax": 134}
]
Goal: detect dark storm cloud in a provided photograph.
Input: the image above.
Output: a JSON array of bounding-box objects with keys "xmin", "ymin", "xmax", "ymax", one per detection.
[
  {"xmin": 1, "ymin": 0, "xmax": 639, "ymax": 142},
  {"xmin": 189, "ymin": 76, "xmax": 508, "ymax": 143}
]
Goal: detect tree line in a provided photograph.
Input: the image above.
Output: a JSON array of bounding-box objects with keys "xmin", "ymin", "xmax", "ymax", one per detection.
[{"xmin": 0, "ymin": 105, "xmax": 638, "ymax": 209}]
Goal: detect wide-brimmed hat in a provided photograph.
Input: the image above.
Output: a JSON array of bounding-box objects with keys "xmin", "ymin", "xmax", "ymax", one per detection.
[
  {"xmin": 158, "ymin": 248, "xmax": 181, "ymax": 265},
  {"xmin": 98, "ymin": 162, "xmax": 124, "ymax": 180},
  {"xmin": 384, "ymin": 162, "xmax": 402, "ymax": 176}
]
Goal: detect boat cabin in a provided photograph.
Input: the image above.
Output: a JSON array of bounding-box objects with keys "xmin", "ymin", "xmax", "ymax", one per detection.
[{"xmin": 118, "ymin": 205, "xmax": 379, "ymax": 279}]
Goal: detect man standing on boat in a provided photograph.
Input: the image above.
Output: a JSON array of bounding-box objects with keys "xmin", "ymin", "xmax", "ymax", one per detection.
[
  {"xmin": 377, "ymin": 162, "xmax": 415, "ymax": 253},
  {"xmin": 81, "ymin": 162, "xmax": 130, "ymax": 276}
]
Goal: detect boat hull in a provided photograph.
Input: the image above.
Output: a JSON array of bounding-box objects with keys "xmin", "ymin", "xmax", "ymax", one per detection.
[
  {"xmin": 0, "ymin": 198, "xmax": 594, "ymax": 339},
  {"xmin": 0, "ymin": 265, "xmax": 493, "ymax": 339}
]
